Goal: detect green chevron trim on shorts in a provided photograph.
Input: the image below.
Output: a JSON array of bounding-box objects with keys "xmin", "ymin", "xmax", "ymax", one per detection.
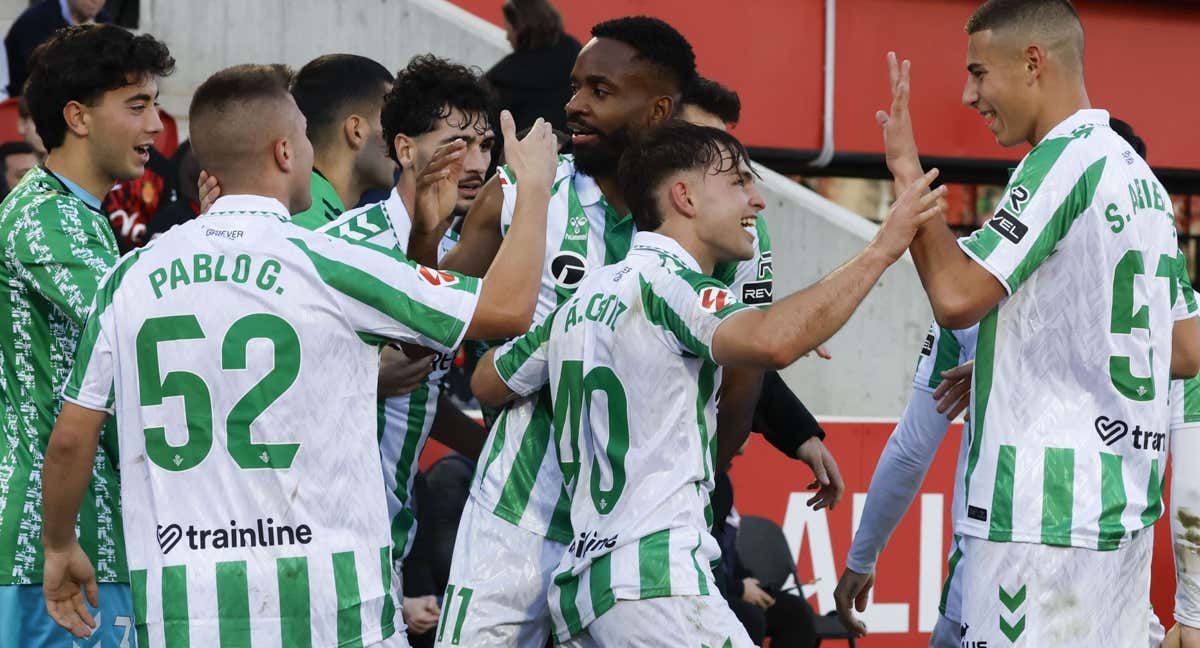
[
  {"xmin": 277, "ymin": 556, "xmax": 312, "ymax": 647},
  {"xmin": 1098, "ymin": 453, "xmax": 1127, "ymax": 550},
  {"xmin": 1041, "ymin": 448, "xmax": 1075, "ymax": 546}
]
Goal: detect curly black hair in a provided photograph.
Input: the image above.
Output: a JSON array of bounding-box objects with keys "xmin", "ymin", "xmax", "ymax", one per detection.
[
  {"xmin": 681, "ymin": 76, "xmax": 741, "ymax": 125},
  {"xmin": 381, "ymin": 54, "xmax": 497, "ymax": 164},
  {"xmin": 24, "ymin": 24, "xmax": 174, "ymax": 150},
  {"xmin": 591, "ymin": 16, "xmax": 696, "ymax": 93},
  {"xmin": 291, "ymin": 54, "xmax": 393, "ymax": 149},
  {"xmin": 619, "ymin": 121, "xmax": 753, "ymax": 232}
]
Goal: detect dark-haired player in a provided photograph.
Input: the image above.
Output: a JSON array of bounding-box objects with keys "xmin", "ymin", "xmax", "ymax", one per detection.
[
  {"xmin": 39, "ymin": 61, "xmax": 559, "ymax": 647},
  {"xmin": 472, "ymin": 122, "xmax": 943, "ymax": 646},
  {"xmin": 0, "ymin": 23, "xmax": 174, "ymax": 646},
  {"xmin": 287, "ymin": 53, "xmax": 396, "ymax": 229},
  {"xmin": 878, "ymin": 0, "xmax": 1200, "ymax": 644},
  {"xmin": 678, "ymin": 76, "xmax": 741, "ymax": 130}
]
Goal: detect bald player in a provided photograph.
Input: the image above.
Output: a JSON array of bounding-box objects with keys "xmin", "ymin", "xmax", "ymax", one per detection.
[
  {"xmin": 877, "ymin": 1, "xmax": 1200, "ymax": 645},
  {"xmin": 39, "ymin": 63, "xmax": 560, "ymax": 646}
]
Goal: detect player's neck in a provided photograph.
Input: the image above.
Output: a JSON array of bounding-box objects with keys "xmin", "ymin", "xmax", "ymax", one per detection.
[
  {"xmin": 1030, "ymin": 83, "xmax": 1091, "ymax": 146},
  {"xmin": 653, "ymin": 220, "xmax": 715, "ymax": 274},
  {"xmin": 44, "ymin": 141, "xmax": 116, "ymax": 202},
  {"xmin": 595, "ymin": 175, "xmax": 629, "ymax": 217},
  {"xmin": 395, "ymin": 173, "xmax": 417, "ymax": 218},
  {"xmin": 312, "ymin": 149, "xmax": 359, "ymax": 210}
]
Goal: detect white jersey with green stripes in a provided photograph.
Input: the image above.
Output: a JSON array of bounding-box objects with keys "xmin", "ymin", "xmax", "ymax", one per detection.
[
  {"xmin": 474, "ymin": 155, "xmax": 771, "ymax": 544},
  {"xmin": 1170, "ymin": 293, "xmax": 1200, "ymax": 429},
  {"xmin": 957, "ymin": 108, "xmax": 1195, "ymax": 550},
  {"xmin": 319, "ymin": 188, "xmax": 458, "ymax": 564},
  {"xmin": 61, "ymin": 194, "xmax": 480, "ymax": 648},
  {"xmin": 492, "ymin": 231, "xmax": 753, "ymax": 641}
]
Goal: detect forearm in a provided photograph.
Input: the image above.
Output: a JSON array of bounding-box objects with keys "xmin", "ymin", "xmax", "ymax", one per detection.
[
  {"xmin": 467, "ymin": 184, "xmax": 550, "ymax": 338},
  {"xmin": 407, "ymin": 222, "xmax": 448, "ymax": 268},
  {"xmin": 907, "ymin": 222, "xmax": 990, "ymax": 328},
  {"xmin": 1173, "ymin": 316, "xmax": 1200, "ymax": 379},
  {"xmin": 846, "ymin": 391, "xmax": 950, "ymax": 573},
  {"xmin": 755, "ymin": 370, "xmax": 825, "ymax": 458},
  {"xmin": 42, "ymin": 408, "xmax": 104, "ymax": 550},
  {"xmin": 429, "ymin": 394, "xmax": 486, "ymax": 461},
  {"xmin": 715, "ymin": 367, "xmax": 764, "ymax": 471}
]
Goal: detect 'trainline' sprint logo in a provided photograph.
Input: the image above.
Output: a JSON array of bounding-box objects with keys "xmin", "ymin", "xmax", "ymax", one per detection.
[{"xmin": 157, "ymin": 518, "xmax": 314, "ymax": 555}]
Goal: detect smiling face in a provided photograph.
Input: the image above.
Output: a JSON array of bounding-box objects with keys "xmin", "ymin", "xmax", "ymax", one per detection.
[
  {"xmin": 411, "ymin": 107, "xmax": 494, "ymax": 215},
  {"xmin": 566, "ymin": 37, "xmax": 672, "ymax": 178},
  {"xmin": 962, "ymin": 29, "xmax": 1040, "ymax": 148},
  {"xmin": 84, "ymin": 76, "xmax": 164, "ymax": 182},
  {"xmin": 689, "ymin": 154, "xmax": 764, "ymax": 264}
]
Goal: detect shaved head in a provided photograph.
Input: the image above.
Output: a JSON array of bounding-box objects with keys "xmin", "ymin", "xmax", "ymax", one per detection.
[
  {"xmin": 966, "ymin": 0, "xmax": 1084, "ymax": 75},
  {"xmin": 189, "ymin": 64, "xmax": 313, "ymax": 211}
]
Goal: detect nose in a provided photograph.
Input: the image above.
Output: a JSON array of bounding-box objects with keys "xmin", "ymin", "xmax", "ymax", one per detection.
[
  {"xmin": 961, "ymin": 77, "xmax": 978, "ymax": 108},
  {"xmin": 749, "ymin": 185, "xmax": 766, "ymax": 211},
  {"xmin": 464, "ymin": 143, "xmax": 489, "ymax": 175},
  {"xmin": 564, "ymin": 90, "xmax": 587, "ymax": 118},
  {"xmin": 147, "ymin": 106, "xmax": 164, "ymax": 135}
]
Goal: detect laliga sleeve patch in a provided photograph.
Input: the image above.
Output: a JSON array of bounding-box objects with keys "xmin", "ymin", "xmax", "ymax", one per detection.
[
  {"xmin": 699, "ymin": 286, "xmax": 736, "ymax": 313},
  {"xmin": 417, "ymin": 265, "xmax": 459, "ymax": 287}
]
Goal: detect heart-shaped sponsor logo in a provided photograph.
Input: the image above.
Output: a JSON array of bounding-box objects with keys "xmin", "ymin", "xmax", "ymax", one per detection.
[
  {"xmin": 1094, "ymin": 416, "xmax": 1128, "ymax": 446},
  {"xmin": 157, "ymin": 523, "xmax": 183, "ymax": 555}
]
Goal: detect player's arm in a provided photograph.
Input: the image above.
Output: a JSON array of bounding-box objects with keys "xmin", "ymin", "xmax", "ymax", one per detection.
[
  {"xmin": 12, "ymin": 200, "xmax": 118, "ymax": 326},
  {"xmin": 418, "ymin": 175, "xmax": 505, "ymax": 277},
  {"xmin": 711, "ymin": 170, "xmax": 946, "ymax": 369},
  {"xmin": 714, "ymin": 367, "xmax": 762, "ymax": 471},
  {"xmin": 834, "ymin": 384, "xmax": 956, "ymax": 636},
  {"xmin": 1174, "ymin": 316, "xmax": 1200, "ymax": 379},
  {"xmin": 428, "ymin": 394, "xmax": 487, "ymax": 460},
  {"xmin": 471, "ymin": 307, "xmax": 557, "ymax": 407}
]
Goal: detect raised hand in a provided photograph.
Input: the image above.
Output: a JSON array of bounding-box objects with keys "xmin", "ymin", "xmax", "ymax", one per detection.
[
  {"xmin": 876, "ymin": 52, "xmax": 924, "ymax": 186},
  {"xmin": 198, "ymin": 170, "xmax": 221, "ymax": 213},
  {"xmin": 500, "ymin": 111, "xmax": 557, "ymax": 192},
  {"xmin": 871, "ymin": 167, "xmax": 947, "ymax": 263},
  {"xmin": 412, "ymin": 139, "xmax": 468, "ymax": 234}
]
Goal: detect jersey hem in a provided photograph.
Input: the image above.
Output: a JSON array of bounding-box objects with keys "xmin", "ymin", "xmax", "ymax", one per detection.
[
  {"xmin": 953, "ymin": 522, "xmax": 1148, "ymax": 550},
  {"xmin": 60, "ymin": 391, "xmax": 114, "ymax": 415}
]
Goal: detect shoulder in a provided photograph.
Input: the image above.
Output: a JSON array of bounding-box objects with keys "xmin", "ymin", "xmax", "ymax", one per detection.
[
  {"xmin": 2, "ymin": 172, "xmax": 91, "ymax": 232},
  {"xmin": 320, "ymin": 200, "xmax": 391, "ymax": 241}
]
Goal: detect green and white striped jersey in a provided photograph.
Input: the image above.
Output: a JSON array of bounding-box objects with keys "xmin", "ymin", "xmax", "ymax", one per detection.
[
  {"xmin": 62, "ymin": 194, "xmax": 480, "ymax": 647},
  {"xmin": 473, "ymin": 155, "xmax": 771, "ymax": 544},
  {"xmin": 1171, "ymin": 291, "xmax": 1200, "ymax": 429},
  {"xmin": 0, "ymin": 165, "xmax": 125, "ymax": 585},
  {"xmin": 493, "ymin": 231, "xmax": 752, "ymax": 640},
  {"xmin": 957, "ymin": 109, "xmax": 1195, "ymax": 550},
  {"xmin": 319, "ymin": 188, "xmax": 458, "ymax": 563}
]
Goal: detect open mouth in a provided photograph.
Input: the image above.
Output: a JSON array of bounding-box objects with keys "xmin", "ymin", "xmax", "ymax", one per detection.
[
  {"xmin": 980, "ymin": 111, "xmax": 996, "ymax": 128},
  {"xmin": 458, "ymin": 178, "xmax": 483, "ymax": 198},
  {"xmin": 567, "ymin": 122, "xmax": 600, "ymax": 147},
  {"xmin": 134, "ymin": 144, "xmax": 152, "ymax": 163},
  {"xmin": 740, "ymin": 215, "xmax": 757, "ymax": 230}
]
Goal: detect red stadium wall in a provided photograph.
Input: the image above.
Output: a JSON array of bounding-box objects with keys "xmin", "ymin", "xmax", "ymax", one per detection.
[
  {"xmin": 452, "ymin": 0, "xmax": 1200, "ymax": 170},
  {"xmin": 422, "ymin": 420, "xmax": 1176, "ymax": 646}
]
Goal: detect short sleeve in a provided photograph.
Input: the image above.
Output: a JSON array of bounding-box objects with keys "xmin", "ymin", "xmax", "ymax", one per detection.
[
  {"xmin": 287, "ymin": 231, "xmax": 480, "ymax": 352},
  {"xmin": 959, "ymin": 139, "xmax": 1107, "ymax": 294},
  {"xmin": 10, "ymin": 198, "xmax": 118, "ymax": 325},
  {"xmin": 638, "ymin": 267, "xmax": 751, "ymax": 362},
  {"xmin": 61, "ymin": 279, "xmax": 122, "ymax": 414},
  {"xmin": 493, "ymin": 307, "xmax": 558, "ymax": 397},
  {"xmin": 712, "ymin": 216, "xmax": 773, "ymax": 308}
]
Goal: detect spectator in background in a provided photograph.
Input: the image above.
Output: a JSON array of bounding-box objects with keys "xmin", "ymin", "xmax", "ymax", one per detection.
[
  {"xmin": 485, "ymin": 0, "xmax": 580, "ymax": 132},
  {"xmin": 101, "ymin": 144, "xmax": 173, "ymax": 252},
  {"xmin": 5, "ymin": 0, "xmax": 111, "ymax": 97},
  {"xmin": 144, "ymin": 139, "xmax": 202, "ymax": 240},
  {"xmin": 17, "ymin": 96, "xmax": 46, "ymax": 159},
  {"xmin": 0, "ymin": 141, "xmax": 37, "ymax": 198}
]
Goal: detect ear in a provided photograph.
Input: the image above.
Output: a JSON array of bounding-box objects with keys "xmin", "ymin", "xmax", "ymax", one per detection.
[
  {"xmin": 650, "ymin": 95, "xmax": 676, "ymax": 125},
  {"xmin": 666, "ymin": 178, "xmax": 697, "ymax": 219},
  {"xmin": 344, "ymin": 114, "xmax": 365, "ymax": 151},
  {"xmin": 62, "ymin": 100, "xmax": 90, "ymax": 138},
  {"xmin": 1023, "ymin": 44, "xmax": 1045, "ymax": 83},
  {"xmin": 273, "ymin": 138, "xmax": 293, "ymax": 173},
  {"xmin": 393, "ymin": 133, "xmax": 416, "ymax": 170}
]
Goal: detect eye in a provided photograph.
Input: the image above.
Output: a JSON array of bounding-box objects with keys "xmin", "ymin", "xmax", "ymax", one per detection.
[
  {"xmin": 130, "ymin": 104, "xmax": 147, "ymax": 114},
  {"xmin": 593, "ymin": 87, "xmax": 609, "ymax": 99}
]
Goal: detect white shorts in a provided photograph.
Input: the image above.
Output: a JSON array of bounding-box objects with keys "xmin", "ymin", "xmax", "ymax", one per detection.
[
  {"xmin": 433, "ymin": 496, "xmax": 564, "ymax": 647},
  {"xmin": 559, "ymin": 594, "xmax": 754, "ymax": 648},
  {"xmin": 1173, "ymin": 422, "xmax": 1200, "ymax": 628},
  {"xmin": 959, "ymin": 531, "xmax": 1153, "ymax": 647}
]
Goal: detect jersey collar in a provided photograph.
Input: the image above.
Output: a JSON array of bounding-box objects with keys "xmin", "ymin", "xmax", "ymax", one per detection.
[
  {"xmin": 631, "ymin": 231, "xmax": 702, "ymax": 272},
  {"xmin": 1040, "ymin": 108, "xmax": 1110, "ymax": 145},
  {"xmin": 205, "ymin": 194, "xmax": 292, "ymax": 222}
]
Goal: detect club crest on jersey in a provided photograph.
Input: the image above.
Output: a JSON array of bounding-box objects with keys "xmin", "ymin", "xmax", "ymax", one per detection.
[
  {"xmin": 417, "ymin": 265, "xmax": 459, "ymax": 287},
  {"xmin": 699, "ymin": 286, "xmax": 736, "ymax": 313},
  {"xmin": 565, "ymin": 214, "xmax": 588, "ymax": 242},
  {"xmin": 551, "ymin": 251, "xmax": 588, "ymax": 288}
]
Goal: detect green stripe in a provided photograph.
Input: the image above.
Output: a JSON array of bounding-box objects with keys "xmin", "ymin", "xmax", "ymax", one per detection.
[
  {"xmin": 162, "ymin": 565, "xmax": 190, "ymax": 648},
  {"xmin": 638, "ymin": 529, "xmax": 672, "ymax": 597},
  {"xmin": 333, "ymin": 551, "xmax": 363, "ymax": 648},
  {"xmin": 557, "ymin": 180, "xmax": 592, "ymax": 304},
  {"xmin": 601, "ymin": 199, "xmax": 634, "ymax": 264},
  {"xmin": 288, "ymin": 237, "xmax": 475, "ymax": 350},
  {"xmin": 696, "ymin": 362, "xmax": 717, "ymax": 484},
  {"xmin": 494, "ymin": 308, "xmax": 558, "ymax": 383},
  {"xmin": 938, "ymin": 540, "xmax": 963, "ymax": 615},
  {"xmin": 132, "ymin": 569, "xmax": 150, "ymax": 648},
  {"xmin": 1041, "ymin": 448, "xmax": 1075, "ymax": 545},
  {"xmin": 964, "ymin": 310, "xmax": 998, "ymax": 512},
  {"xmin": 380, "ymin": 546, "xmax": 396, "ymax": 634},
  {"xmin": 1178, "ymin": 254, "xmax": 1198, "ymax": 315},
  {"xmin": 477, "ymin": 408, "xmax": 509, "ymax": 489},
  {"xmin": 1098, "ymin": 453, "xmax": 1127, "ymax": 550},
  {"xmin": 390, "ymin": 383, "xmax": 431, "ymax": 559},
  {"xmin": 553, "ymin": 570, "xmax": 584, "ymax": 637},
  {"xmin": 929, "ymin": 327, "xmax": 962, "ymax": 389},
  {"xmin": 277, "ymin": 556, "xmax": 312, "ymax": 648},
  {"xmin": 640, "ymin": 276, "xmax": 713, "ymax": 361},
  {"xmin": 589, "ymin": 552, "xmax": 616, "ymax": 619},
  {"xmin": 691, "ymin": 533, "xmax": 709, "ymax": 596},
  {"xmin": 1006, "ymin": 157, "xmax": 1107, "ymax": 291},
  {"xmin": 493, "ymin": 389, "xmax": 553, "ymax": 526},
  {"xmin": 216, "ymin": 561, "xmax": 251, "ymax": 647},
  {"xmin": 988, "ymin": 445, "xmax": 1015, "ymax": 542},
  {"xmin": 1141, "ymin": 458, "xmax": 1164, "ymax": 527},
  {"xmin": 548, "ymin": 486, "xmax": 574, "ymax": 541}
]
